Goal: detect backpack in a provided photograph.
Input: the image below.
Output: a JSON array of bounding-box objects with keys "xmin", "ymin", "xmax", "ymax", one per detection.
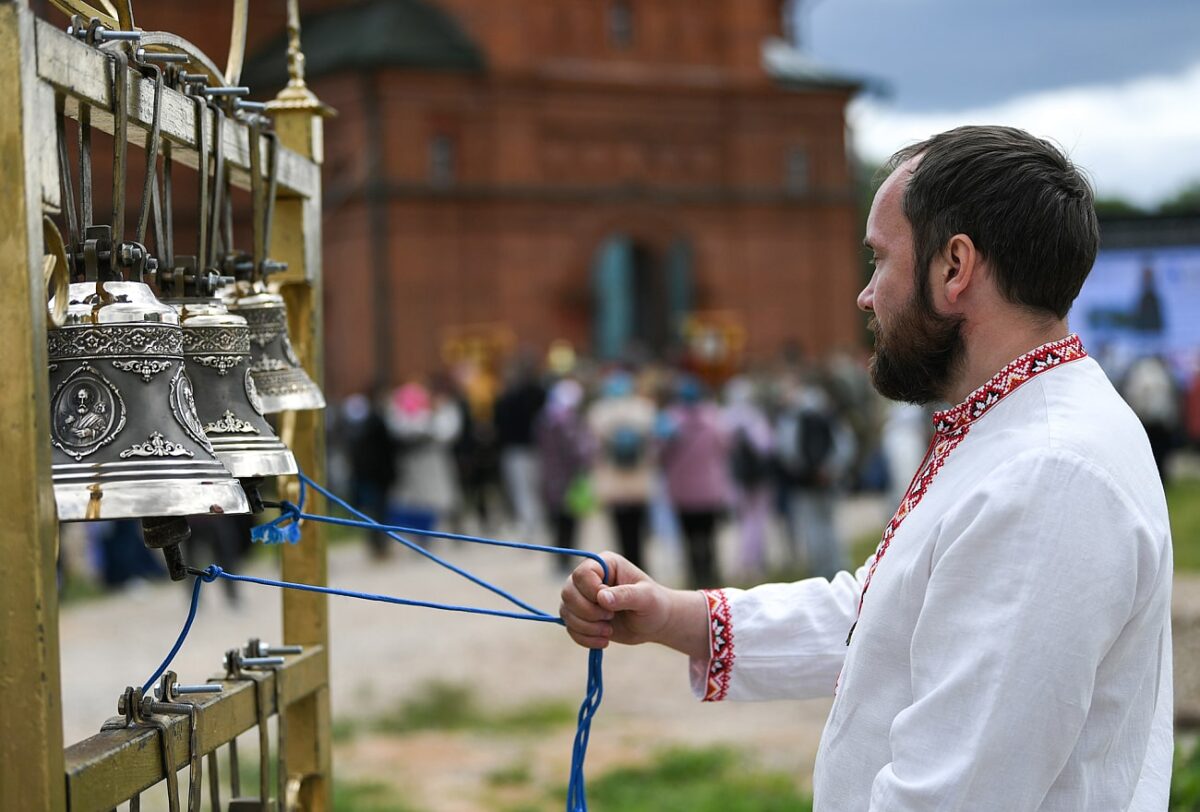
[
  {"xmin": 729, "ymin": 427, "xmax": 771, "ymax": 488},
  {"xmin": 606, "ymin": 424, "xmax": 646, "ymax": 470}
]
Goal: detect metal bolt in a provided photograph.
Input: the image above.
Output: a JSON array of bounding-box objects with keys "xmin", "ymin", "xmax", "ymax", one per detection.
[
  {"xmin": 69, "ymin": 24, "xmax": 142, "ymax": 43},
  {"xmin": 178, "ymin": 72, "xmax": 209, "ymax": 85},
  {"xmin": 241, "ymin": 656, "xmax": 286, "ymax": 668},
  {"xmin": 261, "ymin": 642, "xmax": 303, "ymax": 656},
  {"xmin": 202, "ymin": 86, "xmax": 250, "ymax": 98},
  {"xmin": 235, "ymin": 100, "xmax": 268, "ymax": 112},
  {"xmin": 261, "ymin": 260, "xmax": 289, "ymax": 276},
  {"xmin": 171, "ymin": 683, "xmax": 223, "ymax": 698},
  {"xmin": 136, "ymin": 49, "xmax": 188, "ymax": 64}
]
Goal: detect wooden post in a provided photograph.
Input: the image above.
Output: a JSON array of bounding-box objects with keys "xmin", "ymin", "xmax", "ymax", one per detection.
[
  {"xmin": 268, "ymin": 2, "xmax": 336, "ymax": 805},
  {"xmin": 0, "ymin": 4, "xmax": 68, "ymax": 811}
]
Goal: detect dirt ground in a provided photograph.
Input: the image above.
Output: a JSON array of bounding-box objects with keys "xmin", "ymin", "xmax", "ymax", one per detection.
[{"xmin": 58, "ymin": 496, "xmax": 1200, "ymax": 810}]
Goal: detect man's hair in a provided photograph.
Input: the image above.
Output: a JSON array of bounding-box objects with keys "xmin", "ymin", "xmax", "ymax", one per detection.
[{"xmin": 886, "ymin": 125, "xmax": 1099, "ymax": 319}]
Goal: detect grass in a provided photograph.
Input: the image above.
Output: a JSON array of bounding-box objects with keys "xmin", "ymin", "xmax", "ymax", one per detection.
[
  {"xmin": 1172, "ymin": 733, "xmax": 1200, "ymax": 812},
  {"xmin": 333, "ymin": 779, "xmax": 421, "ymax": 812},
  {"xmin": 581, "ymin": 746, "xmax": 812, "ymax": 812},
  {"xmin": 486, "ymin": 760, "xmax": 534, "ymax": 787},
  {"xmin": 334, "ymin": 680, "xmax": 577, "ymax": 741},
  {"xmin": 1168, "ymin": 476, "xmax": 1200, "ymax": 572}
]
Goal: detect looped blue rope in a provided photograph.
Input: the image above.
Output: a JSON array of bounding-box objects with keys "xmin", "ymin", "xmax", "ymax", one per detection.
[
  {"xmin": 250, "ymin": 499, "xmax": 303, "ymax": 545},
  {"xmin": 145, "ymin": 475, "xmax": 610, "ymax": 811}
]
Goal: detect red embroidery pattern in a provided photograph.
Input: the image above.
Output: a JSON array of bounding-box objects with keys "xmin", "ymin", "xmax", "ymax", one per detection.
[
  {"xmin": 701, "ymin": 588, "xmax": 734, "ymax": 702},
  {"xmin": 849, "ymin": 334, "xmax": 1087, "ymax": 644}
]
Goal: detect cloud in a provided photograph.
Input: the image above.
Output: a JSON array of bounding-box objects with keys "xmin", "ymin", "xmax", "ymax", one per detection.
[{"xmin": 848, "ymin": 62, "xmax": 1200, "ymax": 207}]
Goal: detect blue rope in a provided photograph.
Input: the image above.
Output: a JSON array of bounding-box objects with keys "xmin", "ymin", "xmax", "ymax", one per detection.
[
  {"xmin": 199, "ymin": 564, "xmax": 564, "ymax": 623},
  {"xmin": 143, "ymin": 475, "xmax": 610, "ymax": 811},
  {"xmin": 297, "ymin": 473, "xmax": 550, "ymax": 617},
  {"xmin": 140, "ymin": 573, "xmax": 204, "ymax": 695}
]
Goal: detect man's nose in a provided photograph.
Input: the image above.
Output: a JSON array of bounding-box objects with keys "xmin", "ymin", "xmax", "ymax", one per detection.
[{"xmin": 857, "ymin": 280, "xmax": 875, "ymax": 313}]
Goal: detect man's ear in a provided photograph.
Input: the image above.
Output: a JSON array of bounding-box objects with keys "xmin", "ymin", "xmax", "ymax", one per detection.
[{"xmin": 934, "ymin": 233, "xmax": 979, "ymax": 307}]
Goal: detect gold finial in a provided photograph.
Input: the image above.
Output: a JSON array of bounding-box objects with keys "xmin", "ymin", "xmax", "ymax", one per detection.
[{"xmin": 268, "ymin": 0, "xmax": 335, "ymax": 116}]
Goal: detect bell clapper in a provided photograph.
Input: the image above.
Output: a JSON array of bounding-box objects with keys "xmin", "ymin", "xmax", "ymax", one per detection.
[{"xmin": 140, "ymin": 516, "xmax": 192, "ymax": 582}]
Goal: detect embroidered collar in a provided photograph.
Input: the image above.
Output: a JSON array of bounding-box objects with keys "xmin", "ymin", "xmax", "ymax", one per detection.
[{"xmin": 932, "ymin": 334, "xmax": 1087, "ymax": 435}]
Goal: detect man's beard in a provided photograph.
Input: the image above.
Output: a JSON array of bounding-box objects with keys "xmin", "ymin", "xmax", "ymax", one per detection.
[{"xmin": 868, "ymin": 286, "xmax": 965, "ymax": 405}]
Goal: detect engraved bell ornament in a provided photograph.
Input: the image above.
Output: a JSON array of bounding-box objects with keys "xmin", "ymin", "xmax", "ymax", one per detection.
[
  {"xmin": 225, "ymin": 287, "xmax": 326, "ymax": 413},
  {"xmin": 47, "ymin": 281, "xmax": 250, "ymax": 521},
  {"xmin": 173, "ymin": 297, "xmax": 298, "ymax": 477}
]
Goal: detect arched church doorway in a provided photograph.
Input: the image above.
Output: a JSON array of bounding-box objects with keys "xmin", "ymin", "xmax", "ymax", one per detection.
[{"xmin": 592, "ymin": 234, "xmax": 693, "ymax": 360}]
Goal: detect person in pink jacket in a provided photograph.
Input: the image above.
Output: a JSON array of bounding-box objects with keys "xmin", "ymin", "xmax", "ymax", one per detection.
[{"xmin": 659, "ymin": 376, "xmax": 732, "ymax": 589}]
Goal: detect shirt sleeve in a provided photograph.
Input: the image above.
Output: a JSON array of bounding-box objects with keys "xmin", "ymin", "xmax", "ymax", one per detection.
[
  {"xmin": 689, "ymin": 559, "xmax": 871, "ymax": 702},
  {"xmin": 869, "ymin": 449, "xmax": 1170, "ymax": 811}
]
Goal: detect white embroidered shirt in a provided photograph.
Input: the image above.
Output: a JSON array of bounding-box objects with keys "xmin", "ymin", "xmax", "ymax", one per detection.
[{"xmin": 690, "ymin": 336, "xmax": 1174, "ymax": 811}]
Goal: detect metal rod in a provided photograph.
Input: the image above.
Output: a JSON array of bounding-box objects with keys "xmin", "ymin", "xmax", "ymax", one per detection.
[
  {"xmin": 191, "ymin": 93, "xmax": 209, "ymax": 278},
  {"xmin": 162, "ymin": 141, "xmax": 173, "ymax": 267},
  {"xmin": 79, "ymin": 102, "xmax": 92, "ymax": 231},
  {"xmin": 55, "ymin": 93, "xmax": 79, "ymax": 251},
  {"xmin": 241, "ymin": 657, "xmax": 286, "ymax": 668},
  {"xmin": 202, "ymin": 86, "xmax": 250, "ymax": 97},
  {"xmin": 108, "ymin": 48, "xmax": 128, "ymax": 251},
  {"xmin": 134, "ymin": 63, "xmax": 163, "ymax": 247},
  {"xmin": 173, "ymin": 684, "xmax": 222, "ymax": 695},
  {"xmin": 208, "ymin": 101, "xmax": 227, "ymax": 270},
  {"xmin": 136, "ymin": 49, "xmax": 188, "ymax": 64}
]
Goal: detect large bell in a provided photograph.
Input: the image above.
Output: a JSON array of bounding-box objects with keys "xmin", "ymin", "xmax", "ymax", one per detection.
[
  {"xmin": 226, "ymin": 288, "xmax": 325, "ymax": 413},
  {"xmin": 174, "ymin": 297, "xmax": 298, "ymax": 477},
  {"xmin": 48, "ymin": 281, "xmax": 250, "ymax": 521}
]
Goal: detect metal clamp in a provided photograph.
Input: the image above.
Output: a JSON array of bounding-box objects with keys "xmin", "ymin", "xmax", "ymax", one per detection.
[
  {"xmin": 104, "ymin": 685, "xmax": 182, "ymax": 812},
  {"xmin": 146, "ymin": 671, "xmax": 214, "ymax": 812},
  {"xmin": 157, "ymin": 255, "xmax": 234, "ymax": 299},
  {"xmin": 222, "ymin": 648, "xmax": 277, "ymax": 810}
]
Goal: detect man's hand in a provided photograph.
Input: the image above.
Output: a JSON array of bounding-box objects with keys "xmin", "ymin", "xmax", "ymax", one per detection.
[{"xmin": 559, "ymin": 552, "xmax": 710, "ymax": 658}]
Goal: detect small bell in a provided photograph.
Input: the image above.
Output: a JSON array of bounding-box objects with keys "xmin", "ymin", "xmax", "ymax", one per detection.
[
  {"xmin": 174, "ymin": 295, "xmax": 297, "ymax": 477},
  {"xmin": 48, "ymin": 281, "xmax": 250, "ymax": 521},
  {"xmin": 226, "ymin": 288, "xmax": 325, "ymax": 414}
]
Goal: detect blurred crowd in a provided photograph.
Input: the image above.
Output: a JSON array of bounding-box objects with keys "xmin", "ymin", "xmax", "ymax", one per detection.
[
  {"xmin": 55, "ymin": 343, "xmax": 1200, "ymax": 601},
  {"xmin": 330, "ymin": 348, "xmax": 934, "ymax": 590}
]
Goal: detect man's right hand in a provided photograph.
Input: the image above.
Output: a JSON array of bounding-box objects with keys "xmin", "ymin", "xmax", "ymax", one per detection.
[{"xmin": 558, "ymin": 552, "xmax": 711, "ymax": 659}]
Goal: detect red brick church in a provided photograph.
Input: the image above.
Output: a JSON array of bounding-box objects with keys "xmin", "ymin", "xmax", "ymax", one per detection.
[{"xmin": 101, "ymin": 0, "xmax": 866, "ymax": 398}]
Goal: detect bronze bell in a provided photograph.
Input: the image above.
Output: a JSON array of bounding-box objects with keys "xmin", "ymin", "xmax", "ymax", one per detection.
[
  {"xmin": 225, "ymin": 287, "xmax": 325, "ymax": 414},
  {"xmin": 48, "ymin": 281, "xmax": 250, "ymax": 521},
  {"xmin": 173, "ymin": 296, "xmax": 298, "ymax": 477}
]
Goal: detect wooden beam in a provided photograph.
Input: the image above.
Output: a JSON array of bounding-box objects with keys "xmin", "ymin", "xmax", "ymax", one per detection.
[
  {"xmin": 0, "ymin": 5, "xmax": 68, "ymax": 811},
  {"xmin": 33, "ymin": 17, "xmax": 319, "ymax": 199},
  {"xmin": 273, "ymin": 73, "xmax": 333, "ymax": 810},
  {"xmin": 64, "ymin": 646, "xmax": 327, "ymax": 812}
]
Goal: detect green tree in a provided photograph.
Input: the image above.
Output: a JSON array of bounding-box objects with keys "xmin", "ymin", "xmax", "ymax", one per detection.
[
  {"xmin": 1158, "ymin": 180, "xmax": 1200, "ymax": 216},
  {"xmin": 1093, "ymin": 197, "xmax": 1147, "ymax": 217}
]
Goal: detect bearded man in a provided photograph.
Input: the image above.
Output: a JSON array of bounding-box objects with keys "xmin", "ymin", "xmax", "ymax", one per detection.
[{"xmin": 559, "ymin": 125, "xmax": 1173, "ymax": 810}]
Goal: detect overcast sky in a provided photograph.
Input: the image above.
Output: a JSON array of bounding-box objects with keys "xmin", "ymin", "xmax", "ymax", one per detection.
[{"xmin": 803, "ymin": 0, "xmax": 1200, "ymax": 206}]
